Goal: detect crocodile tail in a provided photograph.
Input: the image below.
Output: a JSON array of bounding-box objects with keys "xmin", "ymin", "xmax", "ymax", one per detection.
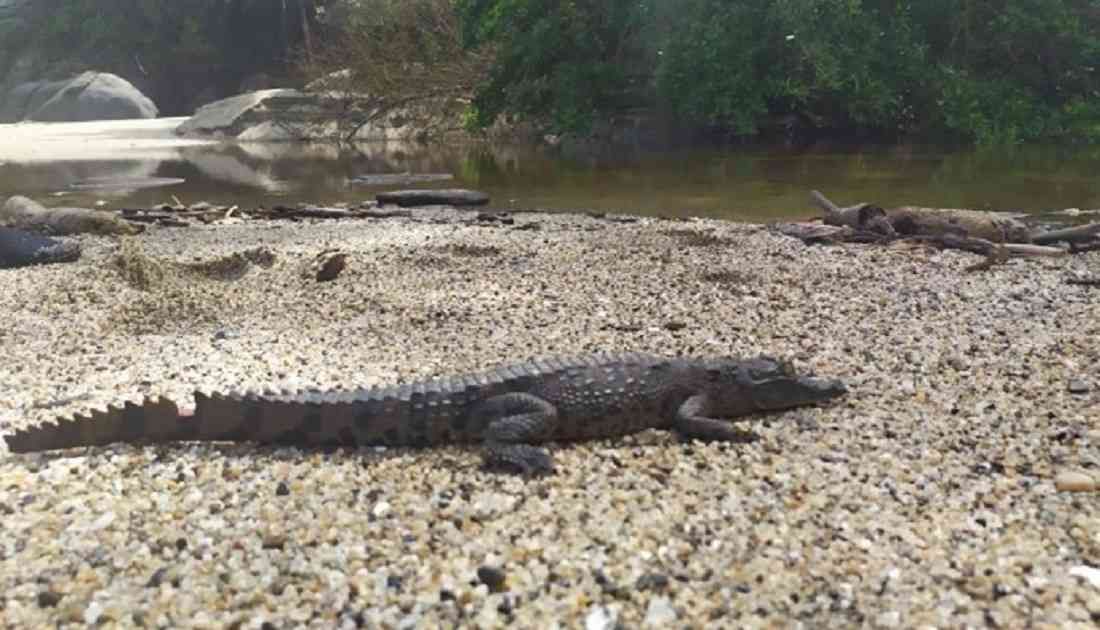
[{"xmin": 4, "ymin": 397, "xmax": 183, "ymax": 453}]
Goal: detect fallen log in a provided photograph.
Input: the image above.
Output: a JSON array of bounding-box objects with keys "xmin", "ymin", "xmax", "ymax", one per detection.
[
  {"xmin": 376, "ymin": 189, "xmax": 490, "ymax": 207},
  {"xmin": 1067, "ymin": 276, "xmax": 1100, "ymax": 287},
  {"xmin": 1031, "ymin": 222, "xmax": 1100, "ymax": 245},
  {"xmin": 809, "ymin": 191, "xmax": 895, "ymax": 237},
  {"xmin": 1, "ymin": 195, "xmax": 141, "ymax": 236},
  {"xmin": 810, "ymin": 190, "xmax": 1031, "ymax": 242},
  {"xmin": 273, "ymin": 206, "xmax": 360, "ymax": 219},
  {"xmin": 772, "ymin": 222, "xmax": 856, "ymax": 244},
  {"xmin": 1069, "ymin": 240, "xmax": 1100, "ymax": 254},
  {"xmin": 913, "ymin": 234, "xmax": 1066, "ymax": 258}
]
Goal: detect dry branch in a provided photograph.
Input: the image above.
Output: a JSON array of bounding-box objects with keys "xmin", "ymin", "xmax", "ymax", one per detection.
[
  {"xmin": 810, "ymin": 190, "xmax": 1031, "ymax": 242},
  {"xmin": 1031, "ymin": 222, "xmax": 1100, "ymax": 245}
]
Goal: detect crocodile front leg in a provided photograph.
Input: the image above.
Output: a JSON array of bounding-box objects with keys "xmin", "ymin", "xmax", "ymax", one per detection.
[
  {"xmin": 673, "ymin": 395, "xmax": 759, "ymax": 443},
  {"xmin": 475, "ymin": 393, "xmax": 559, "ymax": 474}
]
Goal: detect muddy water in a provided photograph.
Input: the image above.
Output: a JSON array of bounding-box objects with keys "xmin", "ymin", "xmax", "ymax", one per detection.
[{"xmin": 1, "ymin": 119, "xmax": 1098, "ymax": 220}]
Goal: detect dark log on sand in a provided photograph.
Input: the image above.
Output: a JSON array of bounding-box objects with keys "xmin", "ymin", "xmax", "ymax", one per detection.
[
  {"xmin": 1031, "ymin": 222, "xmax": 1100, "ymax": 245},
  {"xmin": 376, "ymin": 189, "xmax": 490, "ymax": 207}
]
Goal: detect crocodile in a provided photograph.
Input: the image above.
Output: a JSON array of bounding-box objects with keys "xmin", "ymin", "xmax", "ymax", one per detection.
[{"xmin": 3, "ymin": 353, "xmax": 846, "ymax": 473}]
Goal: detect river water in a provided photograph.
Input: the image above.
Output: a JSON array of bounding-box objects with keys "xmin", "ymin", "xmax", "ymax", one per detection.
[{"xmin": 1, "ymin": 118, "xmax": 1098, "ymax": 221}]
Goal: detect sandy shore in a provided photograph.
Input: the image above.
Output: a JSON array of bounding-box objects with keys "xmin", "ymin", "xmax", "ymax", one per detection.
[{"xmin": 1, "ymin": 209, "xmax": 1098, "ymax": 627}]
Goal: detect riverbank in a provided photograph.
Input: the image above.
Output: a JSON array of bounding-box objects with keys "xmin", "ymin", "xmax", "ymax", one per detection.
[{"xmin": 1, "ymin": 209, "xmax": 1098, "ymax": 627}]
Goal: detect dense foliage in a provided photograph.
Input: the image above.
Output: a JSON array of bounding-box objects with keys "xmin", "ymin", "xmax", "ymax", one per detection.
[
  {"xmin": 456, "ymin": 0, "xmax": 1100, "ymax": 144},
  {"xmin": 5, "ymin": 0, "xmax": 1098, "ymax": 143}
]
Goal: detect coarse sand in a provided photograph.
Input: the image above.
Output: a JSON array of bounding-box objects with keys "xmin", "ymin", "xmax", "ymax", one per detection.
[{"xmin": 1, "ymin": 209, "xmax": 1098, "ymax": 628}]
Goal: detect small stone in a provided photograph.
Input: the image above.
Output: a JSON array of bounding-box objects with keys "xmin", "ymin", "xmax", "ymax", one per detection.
[
  {"xmin": 262, "ymin": 531, "xmax": 287, "ymax": 549},
  {"xmin": 1068, "ymin": 379, "xmax": 1091, "ymax": 394},
  {"xmin": 1055, "ymin": 471, "xmax": 1097, "ymax": 492},
  {"xmin": 663, "ymin": 321, "xmax": 687, "ymax": 331},
  {"xmin": 585, "ymin": 605, "xmax": 617, "ymax": 630},
  {"xmin": 876, "ymin": 610, "xmax": 902, "ymax": 628},
  {"xmin": 477, "ymin": 566, "xmax": 507, "ymax": 593},
  {"xmin": 213, "ymin": 328, "xmax": 239, "ymax": 341},
  {"xmin": 146, "ymin": 567, "xmax": 170, "ymax": 588},
  {"xmin": 1069, "ymin": 566, "xmax": 1100, "ymax": 588},
  {"xmin": 37, "ymin": 590, "xmax": 63, "ymax": 608},
  {"xmin": 275, "ymin": 481, "xmax": 290, "ymax": 496},
  {"xmin": 372, "ymin": 501, "xmax": 392, "ymax": 518},
  {"xmin": 635, "ymin": 573, "xmax": 670, "ymax": 591},
  {"xmin": 84, "ymin": 601, "xmax": 104, "ymax": 625},
  {"xmin": 644, "ymin": 596, "xmax": 677, "ymax": 626}
]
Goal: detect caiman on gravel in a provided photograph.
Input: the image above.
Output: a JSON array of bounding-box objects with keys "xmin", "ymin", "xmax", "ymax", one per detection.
[{"xmin": 4, "ymin": 353, "xmax": 846, "ymax": 473}]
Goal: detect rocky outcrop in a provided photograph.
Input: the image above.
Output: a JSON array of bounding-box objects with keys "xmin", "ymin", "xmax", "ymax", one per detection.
[
  {"xmin": 175, "ymin": 89, "xmax": 469, "ymax": 142},
  {"xmin": 0, "ymin": 72, "xmax": 158, "ymax": 123}
]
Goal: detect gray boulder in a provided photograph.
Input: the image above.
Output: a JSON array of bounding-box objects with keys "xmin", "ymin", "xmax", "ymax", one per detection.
[
  {"xmin": 176, "ymin": 89, "xmax": 300, "ymax": 138},
  {"xmin": 0, "ymin": 71, "xmax": 158, "ymax": 123}
]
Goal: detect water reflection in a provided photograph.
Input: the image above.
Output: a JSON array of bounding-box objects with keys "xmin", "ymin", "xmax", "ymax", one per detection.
[{"xmin": 1, "ymin": 119, "xmax": 1099, "ymax": 220}]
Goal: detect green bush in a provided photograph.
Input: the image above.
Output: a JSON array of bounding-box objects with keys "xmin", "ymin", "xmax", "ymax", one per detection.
[{"xmin": 457, "ymin": 0, "xmax": 1100, "ymax": 144}]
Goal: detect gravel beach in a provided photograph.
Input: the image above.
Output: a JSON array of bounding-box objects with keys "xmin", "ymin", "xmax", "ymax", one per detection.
[{"xmin": 1, "ymin": 208, "xmax": 1098, "ymax": 628}]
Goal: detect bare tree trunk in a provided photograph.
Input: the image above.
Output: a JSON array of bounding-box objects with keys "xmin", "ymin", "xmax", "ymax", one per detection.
[{"xmin": 298, "ymin": 0, "xmax": 314, "ymax": 63}]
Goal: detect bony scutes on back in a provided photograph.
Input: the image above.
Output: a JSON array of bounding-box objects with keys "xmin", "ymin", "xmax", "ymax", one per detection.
[{"xmin": 3, "ymin": 353, "xmax": 847, "ymax": 474}]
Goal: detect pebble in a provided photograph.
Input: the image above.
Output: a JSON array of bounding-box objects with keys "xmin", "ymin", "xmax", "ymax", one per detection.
[
  {"xmin": 585, "ymin": 605, "xmax": 618, "ymax": 630},
  {"xmin": 1055, "ymin": 471, "xmax": 1098, "ymax": 492},
  {"xmin": 0, "ymin": 209, "xmax": 1097, "ymax": 628},
  {"xmin": 1067, "ymin": 379, "xmax": 1091, "ymax": 394},
  {"xmin": 476, "ymin": 566, "xmax": 507, "ymax": 593},
  {"xmin": 644, "ymin": 596, "xmax": 677, "ymax": 626}
]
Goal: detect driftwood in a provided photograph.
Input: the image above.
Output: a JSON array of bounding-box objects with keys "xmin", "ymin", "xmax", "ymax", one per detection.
[
  {"xmin": 1031, "ymin": 222, "xmax": 1100, "ymax": 245},
  {"xmin": 811, "ymin": 190, "xmax": 1031, "ymax": 242},
  {"xmin": 376, "ymin": 189, "xmax": 490, "ymax": 207},
  {"xmin": 771, "ymin": 222, "xmax": 883, "ymax": 244},
  {"xmin": 809, "ymin": 191, "xmax": 896, "ymax": 237},
  {"xmin": 1069, "ymin": 240, "xmax": 1100, "ymax": 254},
  {"xmin": 113, "ymin": 202, "xmax": 414, "ymax": 227},
  {"xmin": 911, "ymin": 234, "xmax": 1065, "ymax": 258},
  {"xmin": 793, "ymin": 192, "xmax": 1080, "ymax": 274},
  {"xmin": 1067, "ymin": 276, "xmax": 1100, "ymax": 287},
  {"xmin": 1, "ymin": 196, "xmax": 141, "ymax": 236}
]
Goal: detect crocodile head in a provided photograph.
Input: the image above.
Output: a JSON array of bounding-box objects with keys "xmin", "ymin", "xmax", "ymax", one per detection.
[{"xmin": 704, "ymin": 356, "xmax": 846, "ymax": 413}]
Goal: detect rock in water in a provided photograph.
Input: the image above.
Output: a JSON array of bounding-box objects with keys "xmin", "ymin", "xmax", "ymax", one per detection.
[
  {"xmin": 376, "ymin": 189, "xmax": 490, "ymax": 207},
  {"xmin": 0, "ymin": 227, "xmax": 81, "ymax": 269}
]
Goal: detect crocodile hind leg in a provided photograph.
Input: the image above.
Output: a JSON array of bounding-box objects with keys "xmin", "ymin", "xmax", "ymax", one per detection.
[
  {"xmin": 673, "ymin": 395, "xmax": 759, "ymax": 443},
  {"xmin": 475, "ymin": 393, "xmax": 559, "ymax": 474}
]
